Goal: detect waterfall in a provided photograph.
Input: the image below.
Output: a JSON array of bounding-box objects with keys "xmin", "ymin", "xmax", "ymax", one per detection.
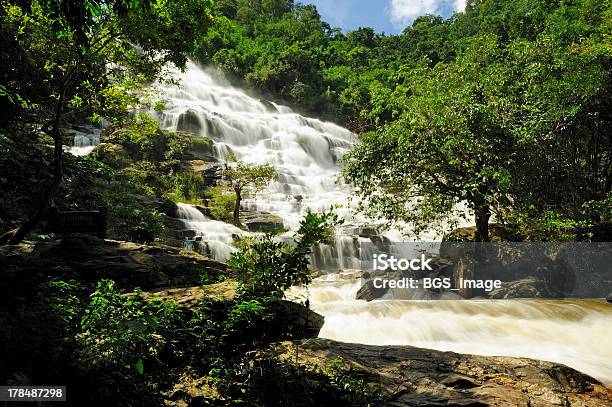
[
  {"xmin": 153, "ymin": 61, "xmax": 612, "ymax": 386},
  {"xmin": 64, "ymin": 124, "xmax": 104, "ymax": 156},
  {"xmin": 176, "ymin": 203, "xmax": 242, "ymax": 262},
  {"xmin": 154, "ymin": 60, "xmax": 379, "ymax": 270}
]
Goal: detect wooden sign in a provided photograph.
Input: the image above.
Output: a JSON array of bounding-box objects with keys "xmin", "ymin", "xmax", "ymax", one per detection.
[{"xmin": 47, "ymin": 207, "xmax": 108, "ymax": 239}]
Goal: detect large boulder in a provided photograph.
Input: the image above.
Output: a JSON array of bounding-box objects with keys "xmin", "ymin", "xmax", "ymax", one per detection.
[
  {"xmin": 606, "ymin": 293, "xmax": 612, "ymax": 303},
  {"xmin": 263, "ymin": 338, "xmax": 611, "ymax": 407},
  {"xmin": 0, "ymin": 235, "xmax": 227, "ymax": 291},
  {"xmin": 240, "ymin": 210, "xmax": 285, "ymax": 232}
]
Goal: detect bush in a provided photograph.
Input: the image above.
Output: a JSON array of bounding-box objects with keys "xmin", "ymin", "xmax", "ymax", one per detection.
[
  {"xmin": 112, "ymin": 203, "xmax": 165, "ymax": 243},
  {"xmin": 207, "ymin": 186, "xmax": 236, "ymax": 222},
  {"xmin": 226, "ymin": 354, "xmax": 382, "ymax": 406},
  {"xmin": 172, "ymin": 172, "xmax": 207, "ymax": 204},
  {"xmin": 79, "ymin": 280, "xmax": 181, "ymax": 375},
  {"xmin": 228, "ymin": 211, "xmax": 339, "ymax": 298}
]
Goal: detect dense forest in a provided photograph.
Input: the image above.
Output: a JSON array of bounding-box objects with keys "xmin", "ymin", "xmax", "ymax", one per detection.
[
  {"xmin": 195, "ymin": 0, "xmax": 611, "ymax": 241},
  {"xmin": 0, "ymin": 0, "xmax": 611, "ymax": 406}
]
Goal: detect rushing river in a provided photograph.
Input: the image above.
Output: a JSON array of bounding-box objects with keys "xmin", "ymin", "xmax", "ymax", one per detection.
[{"xmin": 151, "ymin": 61, "xmax": 612, "ymax": 386}]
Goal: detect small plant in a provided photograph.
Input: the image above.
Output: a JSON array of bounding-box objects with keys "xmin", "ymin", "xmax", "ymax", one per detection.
[
  {"xmin": 153, "ymin": 100, "xmax": 166, "ymax": 113},
  {"xmin": 207, "ymin": 186, "xmax": 236, "ymax": 223},
  {"xmin": 112, "ymin": 204, "xmax": 165, "ymax": 243},
  {"xmin": 48, "ymin": 279, "xmax": 83, "ymax": 327},
  {"xmin": 228, "ymin": 210, "xmax": 340, "ymax": 298},
  {"xmin": 79, "ymin": 280, "xmax": 180, "ymax": 375},
  {"xmin": 173, "ymin": 172, "xmax": 207, "ymax": 204}
]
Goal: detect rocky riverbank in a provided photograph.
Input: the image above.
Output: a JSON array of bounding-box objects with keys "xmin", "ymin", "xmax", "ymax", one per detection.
[{"xmin": 264, "ymin": 338, "xmax": 612, "ymax": 406}]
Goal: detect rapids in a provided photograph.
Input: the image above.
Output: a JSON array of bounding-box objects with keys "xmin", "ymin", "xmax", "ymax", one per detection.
[
  {"xmin": 289, "ymin": 277, "xmax": 612, "ymax": 385},
  {"xmin": 153, "ymin": 61, "xmax": 612, "ymax": 386}
]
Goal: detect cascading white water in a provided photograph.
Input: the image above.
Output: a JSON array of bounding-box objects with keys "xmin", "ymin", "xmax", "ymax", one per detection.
[
  {"xmin": 176, "ymin": 203, "xmax": 242, "ymax": 262},
  {"xmin": 154, "ymin": 61, "xmax": 356, "ymax": 231},
  {"xmin": 153, "ymin": 61, "xmax": 612, "ymax": 386},
  {"xmin": 64, "ymin": 124, "xmax": 103, "ymax": 156},
  {"xmin": 288, "ymin": 278, "xmax": 612, "ymax": 385}
]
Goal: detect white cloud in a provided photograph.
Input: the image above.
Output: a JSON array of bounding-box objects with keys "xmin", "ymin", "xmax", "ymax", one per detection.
[
  {"xmin": 454, "ymin": 0, "xmax": 466, "ymax": 11},
  {"xmin": 388, "ymin": 0, "xmax": 466, "ymax": 28}
]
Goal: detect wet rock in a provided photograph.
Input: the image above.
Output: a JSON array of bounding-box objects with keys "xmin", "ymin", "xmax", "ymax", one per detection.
[
  {"xmin": 355, "ymin": 279, "xmax": 389, "ymax": 302},
  {"xmin": 240, "ymin": 210, "xmax": 284, "ymax": 232},
  {"xmin": 452, "ymin": 255, "xmax": 478, "ymax": 298},
  {"xmin": 176, "ymin": 110, "xmax": 202, "ymax": 135},
  {"xmin": 271, "ymin": 300, "xmax": 325, "ymax": 338},
  {"xmin": 488, "ymin": 276, "xmax": 549, "ymax": 299},
  {"xmin": 606, "ymin": 293, "xmax": 612, "ymax": 303},
  {"xmin": 264, "ymin": 338, "xmax": 611, "ymax": 407},
  {"xmin": 260, "ymin": 99, "xmax": 278, "ymax": 112}
]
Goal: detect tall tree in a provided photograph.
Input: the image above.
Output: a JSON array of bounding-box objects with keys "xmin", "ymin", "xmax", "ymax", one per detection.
[
  {"xmin": 344, "ymin": 36, "xmax": 516, "ymax": 241},
  {"xmin": 0, "ymin": 0, "xmax": 213, "ymax": 244}
]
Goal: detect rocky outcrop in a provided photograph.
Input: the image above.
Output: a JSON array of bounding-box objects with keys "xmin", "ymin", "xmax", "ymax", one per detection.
[
  {"xmin": 240, "ymin": 210, "xmax": 285, "ymax": 232},
  {"xmin": 488, "ymin": 276, "xmax": 550, "ymax": 299},
  {"xmin": 142, "ymin": 283, "xmax": 325, "ymax": 339},
  {"xmin": 265, "ymin": 338, "xmax": 612, "ymax": 406},
  {"xmin": 355, "ymin": 278, "xmax": 390, "ymax": 301},
  {"xmin": 0, "ymin": 235, "xmax": 227, "ymax": 291}
]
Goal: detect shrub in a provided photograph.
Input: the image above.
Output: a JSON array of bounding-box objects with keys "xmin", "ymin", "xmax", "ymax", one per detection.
[
  {"xmin": 228, "ymin": 211, "xmax": 339, "ymax": 298},
  {"xmin": 207, "ymin": 186, "xmax": 236, "ymax": 223},
  {"xmin": 173, "ymin": 172, "xmax": 207, "ymax": 204},
  {"xmin": 79, "ymin": 280, "xmax": 180, "ymax": 375},
  {"xmin": 112, "ymin": 203, "xmax": 165, "ymax": 243}
]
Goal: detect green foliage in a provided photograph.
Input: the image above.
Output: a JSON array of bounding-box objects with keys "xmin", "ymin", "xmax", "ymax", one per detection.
[
  {"xmin": 111, "ymin": 203, "xmax": 165, "ymax": 244},
  {"xmin": 0, "ymin": 133, "xmax": 112, "ymax": 233},
  {"xmin": 48, "ymin": 279, "xmax": 83, "ymax": 327},
  {"xmin": 79, "ymin": 280, "xmax": 180, "ymax": 374},
  {"xmin": 172, "ymin": 172, "xmax": 208, "ymax": 204},
  {"xmin": 0, "ymin": 0, "xmax": 214, "ymax": 131},
  {"xmin": 222, "ymin": 153, "xmax": 277, "ymax": 224},
  {"xmin": 339, "ymin": 1, "xmax": 611, "ymax": 240},
  {"xmin": 229, "ymin": 352, "xmax": 382, "ymax": 406},
  {"xmin": 225, "ymin": 298, "xmax": 265, "ymax": 332},
  {"xmin": 325, "ymin": 356, "xmax": 381, "ymax": 404},
  {"xmin": 222, "ymin": 153, "xmax": 278, "ymax": 193},
  {"xmin": 228, "ymin": 210, "xmax": 339, "ymax": 298},
  {"xmin": 153, "ymin": 100, "xmax": 166, "ymax": 113},
  {"xmin": 207, "ymin": 186, "xmax": 236, "ymax": 222}
]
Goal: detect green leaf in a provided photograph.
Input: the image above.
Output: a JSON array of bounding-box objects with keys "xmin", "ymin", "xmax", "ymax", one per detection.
[{"xmin": 134, "ymin": 358, "xmax": 144, "ymax": 375}]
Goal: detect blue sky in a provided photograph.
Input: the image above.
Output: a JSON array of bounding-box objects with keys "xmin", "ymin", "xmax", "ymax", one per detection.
[{"xmin": 301, "ymin": 0, "xmax": 466, "ymax": 34}]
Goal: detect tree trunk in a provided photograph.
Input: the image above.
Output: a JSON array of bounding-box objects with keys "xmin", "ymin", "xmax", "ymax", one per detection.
[
  {"xmin": 0, "ymin": 91, "xmax": 66, "ymax": 245},
  {"xmin": 233, "ymin": 188, "xmax": 242, "ymax": 226},
  {"xmin": 474, "ymin": 204, "xmax": 491, "ymax": 242}
]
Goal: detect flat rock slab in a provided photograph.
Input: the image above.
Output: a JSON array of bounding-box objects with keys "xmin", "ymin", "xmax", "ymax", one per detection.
[
  {"xmin": 267, "ymin": 338, "xmax": 612, "ymax": 406},
  {"xmin": 0, "ymin": 235, "xmax": 228, "ymax": 291}
]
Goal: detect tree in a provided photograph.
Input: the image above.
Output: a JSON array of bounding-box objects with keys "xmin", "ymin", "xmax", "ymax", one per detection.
[
  {"xmin": 222, "ymin": 153, "xmax": 277, "ymax": 226},
  {"xmin": 344, "ymin": 36, "xmax": 516, "ymax": 241},
  {"xmin": 0, "ymin": 0, "xmax": 213, "ymax": 244}
]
